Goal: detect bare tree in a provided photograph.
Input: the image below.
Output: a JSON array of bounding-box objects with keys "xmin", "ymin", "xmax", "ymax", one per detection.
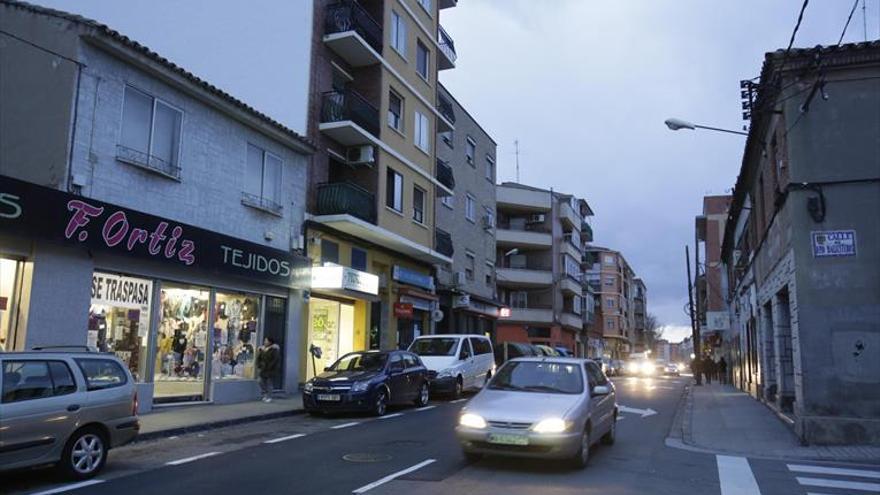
[{"xmin": 644, "ymin": 313, "xmax": 664, "ymax": 350}]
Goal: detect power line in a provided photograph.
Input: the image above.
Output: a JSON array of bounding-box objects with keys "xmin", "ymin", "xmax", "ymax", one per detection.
[{"xmin": 838, "ymin": 0, "xmax": 861, "ymax": 46}]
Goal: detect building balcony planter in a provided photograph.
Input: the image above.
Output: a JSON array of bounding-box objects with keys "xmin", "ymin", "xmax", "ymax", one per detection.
[
  {"xmin": 435, "ymin": 228, "xmax": 454, "ymax": 257},
  {"xmin": 315, "ymin": 181, "xmax": 376, "ymax": 224},
  {"xmin": 435, "ymin": 159, "xmax": 455, "ymax": 194},
  {"xmin": 437, "ymin": 25, "xmax": 457, "ymax": 70},
  {"xmin": 323, "ymin": 0, "xmax": 383, "ymax": 67},
  {"xmin": 319, "ymin": 89, "xmax": 380, "ymax": 145}
]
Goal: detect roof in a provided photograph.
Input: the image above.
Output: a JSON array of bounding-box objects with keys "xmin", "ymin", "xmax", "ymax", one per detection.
[{"xmin": 2, "ymin": 0, "xmax": 315, "ymax": 154}]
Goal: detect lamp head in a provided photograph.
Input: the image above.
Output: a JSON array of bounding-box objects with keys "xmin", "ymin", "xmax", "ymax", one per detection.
[{"xmin": 664, "ymin": 118, "xmax": 696, "ymax": 131}]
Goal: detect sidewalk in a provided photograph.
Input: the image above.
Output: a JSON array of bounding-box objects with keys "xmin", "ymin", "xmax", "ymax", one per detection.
[
  {"xmin": 670, "ymin": 383, "xmax": 880, "ymax": 463},
  {"xmin": 137, "ymin": 395, "xmax": 304, "ymax": 441}
]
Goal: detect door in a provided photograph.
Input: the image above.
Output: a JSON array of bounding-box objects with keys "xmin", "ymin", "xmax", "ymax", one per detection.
[
  {"xmin": 469, "ymin": 337, "xmax": 492, "ymax": 386},
  {"xmin": 586, "ymin": 361, "xmax": 614, "ymax": 434},
  {"xmin": 263, "ymin": 296, "xmax": 287, "ymax": 390},
  {"xmin": 0, "ymin": 359, "xmax": 80, "ymax": 467},
  {"xmin": 387, "ymin": 353, "xmax": 407, "ymax": 404},
  {"xmin": 457, "ymin": 339, "xmax": 475, "ymax": 390},
  {"xmin": 402, "ymin": 353, "xmax": 423, "ymax": 400}
]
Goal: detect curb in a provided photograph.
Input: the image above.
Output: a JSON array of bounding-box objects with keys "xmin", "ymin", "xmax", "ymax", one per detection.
[{"xmin": 134, "ymin": 407, "xmax": 307, "ymax": 443}]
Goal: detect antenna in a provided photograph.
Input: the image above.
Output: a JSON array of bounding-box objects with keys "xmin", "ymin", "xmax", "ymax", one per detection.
[
  {"xmin": 514, "ymin": 139, "xmax": 520, "ymax": 183},
  {"xmin": 862, "ymin": 0, "xmax": 868, "ymax": 41}
]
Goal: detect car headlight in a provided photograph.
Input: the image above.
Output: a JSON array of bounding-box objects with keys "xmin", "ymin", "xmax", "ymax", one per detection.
[
  {"xmin": 532, "ymin": 418, "xmax": 568, "ymax": 434},
  {"xmin": 436, "ymin": 368, "xmax": 455, "ymax": 378},
  {"xmin": 304, "ymin": 381, "xmax": 314, "ymax": 393},
  {"xmin": 641, "ymin": 362, "xmax": 654, "ymax": 374},
  {"xmin": 459, "ymin": 413, "xmax": 487, "ymax": 429},
  {"xmin": 351, "ymin": 381, "xmax": 370, "ymax": 393}
]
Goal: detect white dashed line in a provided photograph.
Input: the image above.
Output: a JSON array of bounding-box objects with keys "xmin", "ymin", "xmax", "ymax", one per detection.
[
  {"xmin": 796, "ymin": 477, "xmax": 880, "ymax": 492},
  {"xmin": 352, "ymin": 459, "xmax": 437, "ymax": 494},
  {"xmin": 264, "ymin": 433, "xmax": 306, "ymax": 444},
  {"xmin": 166, "ymin": 451, "xmax": 221, "ymax": 466},
  {"xmin": 28, "ymin": 480, "xmax": 105, "ymax": 495},
  {"xmin": 415, "ymin": 405, "xmax": 436, "ymax": 411},
  {"xmin": 616, "ymin": 416, "xmax": 625, "ymax": 421},
  {"xmin": 377, "ymin": 413, "xmax": 404, "ymax": 420},
  {"xmin": 716, "ymin": 455, "xmax": 761, "ymax": 495},
  {"xmin": 331, "ymin": 421, "xmax": 360, "ymax": 429},
  {"xmin": 788, "ymin": 464, "xmax": 880, "ymax": 479},
  {"xmin": 450, "ymin": 398, "xmax": 467, "ymax": 403}
]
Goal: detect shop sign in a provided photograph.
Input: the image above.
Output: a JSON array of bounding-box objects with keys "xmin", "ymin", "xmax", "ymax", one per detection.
[
  {"xmin": 91, "ymin": 272, "xmax": 152, "ymax": 308},
  {"xmin": 705, "ymin": 311, "xmax": 729, "ymax": 331},
  {"xmin": 394, "ymin": 302, "xmax": 414, "ymax": 319},
  {"xmin": 0, "ymin": 174, "xmax": 307, "ymax": 289},
  {"xmin": 499, "ymin": 307, "xmax": 511, "ymax": 318},
  {"xmin": 811, "ymin": 230, "xmax": 857, "ymax": 258},
  {"xmin": 310, "ymin": 265, "xmax": 379, "ymax": 295},
  {"xmin": 453, "ymin": 294, "xmax": 470, "ymax": 308},
  {"xmin": 392, "ymin": 265, "xmax": 435, "ymax": 291}
]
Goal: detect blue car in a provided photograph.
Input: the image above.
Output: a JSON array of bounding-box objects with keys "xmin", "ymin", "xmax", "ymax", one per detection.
[{"xmin": 302, "ymin": 350, "xmax": 430, "ymax": 416}]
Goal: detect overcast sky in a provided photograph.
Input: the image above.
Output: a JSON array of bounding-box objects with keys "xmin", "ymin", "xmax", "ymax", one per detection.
[{"xmin": 36, "ymin": 0, "xmax": 880, "ymax": 342}]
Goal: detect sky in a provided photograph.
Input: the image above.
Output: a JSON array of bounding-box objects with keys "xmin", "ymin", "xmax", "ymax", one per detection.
[{"xmin": 34, "ymin": 0, "xmax": 880, "ymax": 343}]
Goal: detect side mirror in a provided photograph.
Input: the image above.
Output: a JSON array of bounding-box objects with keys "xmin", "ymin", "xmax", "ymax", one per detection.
[
  {"xmin": 592, "ymin": 385, "xmax": 610, "ymax": 396},
  {"xmin": 323, "ymin": 366, "xmax": 331, "ymax": 372}
]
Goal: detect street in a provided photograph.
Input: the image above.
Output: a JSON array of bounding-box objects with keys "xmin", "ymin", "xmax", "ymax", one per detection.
[{"xmin": 4, "ymin": 375, "xmax": 876, "ymax": 495}]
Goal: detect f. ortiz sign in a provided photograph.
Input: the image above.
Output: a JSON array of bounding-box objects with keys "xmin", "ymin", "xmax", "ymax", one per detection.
[{"xmin": 0, "ymin": 174, "xmax": 306, "ymax": 289}]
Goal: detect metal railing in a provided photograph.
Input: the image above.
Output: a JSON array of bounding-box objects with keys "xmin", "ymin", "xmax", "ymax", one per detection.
[
  {"xmin": 315, "ymin": 182, "xmax": 376, "ymax": 223},
  {"xmin": 437, "ymin": 94, "xmax": 456, "ymax": 125},
  {"xmin": 581, "ymin": 222, "xmax": 594, "ymax": 242},
  {"xmin": 435, "ymin": 228, "xmax": 454, "ymax": 257},
  {"xmin": 438, "ymin": 25, "xmax": 457, "ymax": 64},
  {"xmin": 435, "ymin": 159, "xmax": 455, "ymax": 190},
  {"xmin": 320, "ymin": 89, "xmax": 380, "ymax": 137},
  {"xmin": 324, "ymin": 0, "xmax": 383, "ymax": 53},
  {"xmin": 241, "ymin": 192, "xmax": 283, "ymax": 215},
  {"xmin": 116, "ymin": 145, "xmax": 181, "ymax": 180}
]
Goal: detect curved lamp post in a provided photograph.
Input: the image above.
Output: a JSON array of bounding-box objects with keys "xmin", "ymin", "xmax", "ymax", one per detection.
[{"xmin": 664, "ymin": 118, "xmax": 748, "ymax": 136}]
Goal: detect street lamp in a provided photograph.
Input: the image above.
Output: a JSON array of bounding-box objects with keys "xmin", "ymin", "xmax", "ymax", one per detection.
[{"xmin": 664, "ymin": 117, "xmax": 748, "ymax": 136}]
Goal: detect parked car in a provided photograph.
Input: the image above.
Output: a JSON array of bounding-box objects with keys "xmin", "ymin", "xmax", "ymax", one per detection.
[
  {"xmin": 554, "ymin": 347, "xmax": 573, "ymax": 357},
  {"xmin": 303, "ymin": 350, "xmax": 428, "ymax": 416},
  {"xmin": 595, "ymin": 357, "xmax": 618, "ymax": 376},
  {"xmin": 534, "ymin": 345, "xmax": 560, "ymax": 357},
  {"xmin": 494, "ymin": 342, "xmax": 538, "ymax": 366},
  {"xmin": 0, "ymin": 349, "xmax": 139, "ymax": 479},
  {"xmin": 408, "ymin": 335, "xmax": 494, "ymax": 398},
  {"xmin": 456, "ymin": 357, "xmax": 617, "ymax": 468}
]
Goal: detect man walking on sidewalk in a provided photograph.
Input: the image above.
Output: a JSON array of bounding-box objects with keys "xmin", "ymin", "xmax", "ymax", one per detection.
[
  {"xmin": 702, "ymin": 357, "xmax": 714, "ymax": 385},
  {"xmin": 718, "ymin": 357, "xmax": 728, "ymax": 385},
  {"xmin": 257, "ymin": 336, "xmax": 281, "ymax": 402}
]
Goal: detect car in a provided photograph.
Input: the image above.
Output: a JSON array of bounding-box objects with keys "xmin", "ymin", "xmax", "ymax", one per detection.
[
  {"xmin": 494, "ymin": 341, "xmax": 538, "ymax": 366},
  {"xmin": 622, "ymin": 358, "xmax": 656, "ymax": 376},
  {"xmin": 0, "ymin": 349, "xmax": 140, "ymax": 479},
  {"xmin": 595, "ymin": 357, "xmax": 618, "ymax": 376},
  {"xmin": 554, "ymin": 347, "xmax": 574, "ymax": 357},
  {"xmin": 456, "ymin": 357, "xmax": 617, "ymax": 468},
  {"xmin": 662, "ymin": 361, "xmax": 681, "ymax": 376},
  {"xmin": 408, "ymin": 335, "xmax": 495, "ymax": 398},
  {"xmin": 534, "ymin": 344, "xmax": 560, "ymax": 357},
  {"xmin": 303, "ymin": 350, "xmax": 429, "ymax": 416}
]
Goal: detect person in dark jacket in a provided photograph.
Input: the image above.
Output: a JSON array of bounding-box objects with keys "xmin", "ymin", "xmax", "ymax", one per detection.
[
  {"xmin": 702, "ymin": 357, "xmax": 714, "ymax": 384},
  {"xmin": 718, "ymin": 357, "xmax": 728, "ymax": 385},
  {"xmin": 257, "ymin": 336, "xmax": 281, "ymax": 402}
]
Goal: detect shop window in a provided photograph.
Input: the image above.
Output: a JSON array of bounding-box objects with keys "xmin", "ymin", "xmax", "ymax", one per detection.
[
  {"xmin": 321, "ymin": 240, "xmax": 340, "ymax": 264},
  {"xmin": 154, "ymin": 284, "xmax": 210, "ymax": 403},
  {"xmin": 89, "ymin": 272, "xmax": 153, "ymax": 381},
  {"xmin": 0, "ymin": 257, "xmax": 23, "ymax": 351},
  {"xmin": 213, "ymin": 292, "xmax": 261, "ymax": 381},
  {"xmin": 307, "ymin": 298, "xmax": 356, "ymax": 380},
  {"xmin": 119, "ymin": 85, "xmax": 182, "ymax": 177},
  {"xmin": 351, "ymin": 247, "xmax": 368, "ymax": 272}
]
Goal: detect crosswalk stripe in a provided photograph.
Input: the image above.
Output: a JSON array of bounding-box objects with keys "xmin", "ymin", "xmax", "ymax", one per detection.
[
  {"xmin": 796, "ymin": 476, "xmax": 880, "ymax": 492},
  {"xmin": 788, "ymin": 464, "xmax": 880, "ymax": 479},
  {"xmin": 716, "ymin": 455, "xmax": 762, "ymax": 495}
]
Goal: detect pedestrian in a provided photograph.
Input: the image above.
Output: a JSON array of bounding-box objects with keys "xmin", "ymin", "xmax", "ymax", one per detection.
[
  {"xmin": 256, "ymin": 336, "xmax": 281, "ymax": 402},
  {"xmin": 703, "ymin": 357, "xmax": 714, "ymax": 385},
  {"xmin": 718, "ymin": 357, "xmax": 728, "ymax": 385},
  {"xmin": 690, "ymin": 357, "xmax": 701, "ymax": 384}
]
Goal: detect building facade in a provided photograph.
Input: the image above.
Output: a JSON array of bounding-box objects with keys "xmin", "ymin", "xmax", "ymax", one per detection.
[
  {"xmin": 695, "ymin": 195, "xmax": 732, "ymax": 363},
  {"xmin": 495, "ymin": 183, "xmax": 593, "ymax": 356},
  {"xmin": 632, "ymin": 278, "xmax": 647, "ymax": 351},
  {"xmin": 585, "ymin": 246, "xmax": 639, "ymax": 359},
  {"xmin": 303, "ymin": 0, "xmax": 458, "ymax": 376},
  {"xmin": 722, "ymin": 41, "xmax": 880, "ymax": 444},
  {"xmin": 433, "ymin": 83, "xmax": 501, "ymax": 336},
  {"xmin": 0, "ymin": 1, "xmax": 314, "ymax": 410}
]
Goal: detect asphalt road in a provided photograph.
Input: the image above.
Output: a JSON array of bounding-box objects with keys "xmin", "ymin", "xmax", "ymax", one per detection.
[{"xmin": 3, "ymin": 375, "xmax": 877, "ymax": 495}]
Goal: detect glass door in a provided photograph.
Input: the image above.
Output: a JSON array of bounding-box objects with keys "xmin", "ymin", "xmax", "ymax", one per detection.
[
  {"xmin": 153, "ymin": 283, "xmax": 210, "ymax": 403},
  {"xmin": 0, "ymin": 257, "xmax": 23, "ymax": 351},
  {"xmin": 306, "ymin": 298, "xmax": 355, "ymax": 381}
]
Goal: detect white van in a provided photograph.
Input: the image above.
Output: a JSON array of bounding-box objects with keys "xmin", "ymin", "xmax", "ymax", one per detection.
[{"xmin": 408, "ymin": 335, "xmax": 494, "ymax": 398}]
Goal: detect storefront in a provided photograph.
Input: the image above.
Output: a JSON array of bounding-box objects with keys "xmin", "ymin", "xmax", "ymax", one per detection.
[
  {"xmin": 392, "ymin": 265, "xmax": 437, "ymax": 350},
  {"xmin": 0, "ymin": 174, "xmax": 308, "ymax": 410},
  {"xmin": 436, "ymin": 292, "xmax": 500, "ymax": 338}
]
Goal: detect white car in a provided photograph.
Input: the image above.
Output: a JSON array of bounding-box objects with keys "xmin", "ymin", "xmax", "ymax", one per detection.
[{"xmin": 408, "ymin": 335, "xmax": 494, "ymax": 398}]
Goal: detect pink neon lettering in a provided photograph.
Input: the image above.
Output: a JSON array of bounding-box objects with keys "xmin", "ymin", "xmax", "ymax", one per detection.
[
  {"xmin": 148, "ymin": 222, "xmax": 168, "ymax": 255},
  {"xmin": 102, "ymin": 211, "xmax": 129, "ymax": 247},
  {"xmin": 177, "ymin": 240, "xmax": 195, "ymax": 265},
  {"xmin": 65, "ymin": 200, "xmax": 104, "ymax": 239},
  {"xmin": 127, "ymin": 228, "xmax": 149, "ymax": 251},
  {"xmin": 165, "ymin": 226, "xmax": 183, "ymax": 258}
]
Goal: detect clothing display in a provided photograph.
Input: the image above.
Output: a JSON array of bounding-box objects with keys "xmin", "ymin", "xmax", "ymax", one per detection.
[
  {"xmin": 89, "ymin": 305, "xmax": 147, "ymax": 381},
  {"xmin": 213, "ymin": 292, "xmax": 259, "ymax": 380},
  {"xmin": 153, "ymin": 286, "xmax": 208, "ymax": 400}
]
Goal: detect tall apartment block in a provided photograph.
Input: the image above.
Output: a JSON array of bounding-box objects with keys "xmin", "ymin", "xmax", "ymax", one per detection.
[
  {"xmin": 495, "ymin": 183, "xmax": 594, "ymax": 356},
  {"xmin": 585, "ymin": 246, "xmax": 640, "ymax": 359},
  {"xmin": 303, "ymin": 0, "xmax": 458, "ymax": 378},
  {"xmin": 695, "ymin": 195, "xmax": 732, "ymax": 357}
]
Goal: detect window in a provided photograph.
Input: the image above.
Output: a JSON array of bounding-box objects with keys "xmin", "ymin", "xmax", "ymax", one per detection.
[
  {"xmin": 120, "ymin": 86, "xmax": 182, "ymax": 176},
  {"xmin": 603, "ymin": 254, "xmax": 615, "ymax": 266},
  {"xmin": 586, "ymin": 361, "xmax": 608, "ymax": 387},
  {"xmin": 413, "ymin": 185, "xmax": 425, "ymax": 223},
  {"xmin": 511, "ymin": 291, "xmax": 527, "ymax": 308},
  {"xmin": 74, "ymin": 359, "xmax": 128, "ymax": 391},
  {"xmin": 458, "ymin": 339, "xmax": 473, "ymax": 359},
  {"xmin": 466, "ymin": 137, "xmax": 476, "ymax": 165},
  {"xmin": 416, "ymin": 40, "xmax": 430, "ymax": 80},
  {"xmin": 465, "ymin": 194, "xmax": 476, "ymax": 222},
  {"xmin": 414, "ymin": 111, "xmax": 430, "ymax": 152},
  {"xmin": 483, "ymin": 206, "xmax": 495, "ymax": 229},
  {"xmin": 604, "ymin": 276, "xmax": 615, "ymax": 287},
  {"xmin": 470, "ymin": 338, "xmax": 492, "ymax": 355},
  {"xmin": 1, "ymin": 360, "xmax": 77, "ymax": 403},
  {"xmin": 403, "ymin": 353, "xmax": 420, "ymax": 369},
  {"xmin": 485, "ymin": 273, "xmax": 492, "ymax": 285},
  {"xmin": 465, "ymin": 251, "xmax": 475, "ymax": 280},
  {"xmin": 441, "ymin": 194, "xmax": 454, "ymax": 209},
  {"xmin": 386, "ymin": 168, "xmax": 403, "ymax": 212},
  {"xmin": 606, "ymin": 297, "xmax": 615, "ymax": 309},
  {"xmin": 245, "ymin": 143, "xmax": 283, "ymax": 211},
  {"xmin": 390, "ymin": 11, "xmax": 407, "ymax": 57},
  {"xmin": 321, "ymin": 240, "xmax": 339, "ymax": 264},
  {"xmin": 606, "ymin": 319, "xmax": 615, "ymax": 330},
  {"xmin": 389, "ymin": 353, "xmax": 405, "ymax": 372},
  {"xmin": 417, "ymin": 0, "xmax": 432, "ymax": 14},
  {"xmin": 388, "ymin": 91, "xmax": 403, "ymax": 131},
  {"xmin": 441, "ymin": 130, "xmax": 454, "ymax": 147},
  {"xmin": 485, "ymin": 156, "xmax": 495, "ymax": 182},
  {"xmin": 351, "ymin": 248, "xmax": 367, "ymax": 272}
]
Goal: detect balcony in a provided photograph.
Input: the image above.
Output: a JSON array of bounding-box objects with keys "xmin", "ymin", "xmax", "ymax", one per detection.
[
  {"xmin": 560, "ymin": 277, "xmax": 583, "ymax": 296},
  {"xmin": 319, "ymin": 89, "xmax": 380, "ymax": 146},
  {"xmin": 559, "ymin": 202, "xmax": 581, "ymax": 229},
  {"xmin": 323, "ymin": 1, "xmax": 382, "ymax": 67},
  {"xmin": 437, "ymin": 94, "xmax": 455, "ymax": 132},
  {"xmin": 496, "ymin": 267, "xmax": 553, "ymax": 288},
  {"xmin": 315, "ymin": 182, "xmax": 376, "ymax": 223},
  {"xmin": 435, "ymin": 228, "xmax": 454, "ymax": 257},
  {"xmin": 496, "ymin": 228, "xmax": 552, "ymax": 250},
  {"xmin": 581, "ymin": 222, "xmax": 594, "ymax": 242},
  {"xmin": 439, "ymin": 0, "xmax": 457, "ymax": 9},
  {"xmin": 560, "ymin": 312, "xmax": 582, "ymax": 331},
  {"xmin": 435, "ymin": 159, "xmax": 455, "ymax": 195},
  {"xmin": 505, "ymin": 307, "xmax": 554, "ymax": 324},
  {"xmin": 437, "ymin": 25, "xmax": 457, "ymax": 70},
  {"xmin": 116, "ymin": 145, "xmax": 181, "ymax": 180},
  {"xmin": 497, "ymin": 186, "xmax": 552, "ymax": 212},
  {"xmin": 562, "ymin": 237, "xmax": 582, "ymax": 261}
]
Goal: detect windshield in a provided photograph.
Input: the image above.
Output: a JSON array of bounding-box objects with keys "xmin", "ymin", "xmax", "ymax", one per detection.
[
  {"xmin": 329, "ymin": 352, "xmax": 387, "ymax": 372},
  {"xmin": 409, "ymin": 338, "xmax": 459, "ymax": 356},
  {"xmin": 489, "ymin": 361, "xmax": 583, "ymax": 394}
]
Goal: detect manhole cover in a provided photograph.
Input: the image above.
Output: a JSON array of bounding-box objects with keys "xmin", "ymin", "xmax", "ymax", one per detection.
[{"xmin": 343, "ymin": 453, "xmax": 393, "ymax": 463}]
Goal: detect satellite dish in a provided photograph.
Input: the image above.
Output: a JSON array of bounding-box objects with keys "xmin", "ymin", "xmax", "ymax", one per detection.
[{"xmin": 432, "ymin": 309, "xmax": 444, "ymax": 322}]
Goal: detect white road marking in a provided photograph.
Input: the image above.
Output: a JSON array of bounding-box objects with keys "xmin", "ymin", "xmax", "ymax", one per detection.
[
  {"xmin": 28, "ymin": 480, "xmax": 105, "ymax": 495},
  {"xmin": 352, "ymin": 459, "xmax": 437, "ymax": 494},
  {"xmin": 618, "ymin": 405, "xmax": 658, "ymax": 418},
  {"xmin": 331, "ymin": 421, "xmax": 360, "ymax": 429},
  {"xmin": 450, "ymin": 398, "xmax": 467, "ymax": 403},
  {"xmin": 796, "ymin": 477, "xmax": 880, "ymax": 492},
  {"xmin": 616, "ymin": 416, "xmax": 625, "ymax": 421},
  {"xmin": 415, "ymin": 405, "xmax": 436, "ymax": 411},
  {"xmin": 716, "ymin": 455, "xmax": 762, "ymax": 495},
  {"xmin": 264, "ymin": 433, "xmax": 306, "ymax": 444},
  {"xmin": 166, "ymin": 451, "xmax": 221, "ymax": 466},
  {"xmin": 377, "ymin": 413, "xmax": 404, "ymax": 420},
  {"xmin": 788, "ymin": 464, "xmax": 880, "ymax": 479}
]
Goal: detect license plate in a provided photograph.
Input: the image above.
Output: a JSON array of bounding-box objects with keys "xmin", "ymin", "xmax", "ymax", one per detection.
[
  {"xmin": 488, "ymin": 433, "xmax": 529, "ymax": 446},
  {"xmin": 316, "ymin": 394, "xmax": 341, "ymax": 401}
]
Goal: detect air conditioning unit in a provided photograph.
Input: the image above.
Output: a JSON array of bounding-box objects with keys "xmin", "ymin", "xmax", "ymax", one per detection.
[
  {"xmin": 527, "ymin": 213, "xmax": 545, "ymax": 224},
  {"xmin": 453, "ymin": 271, "xmax": 467, "ymax": 286},
  {"xmin": 346, "ymin": 145, "xmax": 375, "ymax": 165},
  {"xmin": 482, "ymin": 213, "xmax": 495, "ymax": 229}
]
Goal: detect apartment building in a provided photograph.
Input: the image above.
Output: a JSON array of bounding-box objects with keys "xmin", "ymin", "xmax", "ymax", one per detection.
[
  {"xmin": 303, "ymin": 0, "xmax": 458, "ymax": 376},
  {"xmin": 433, "ymin": 84, "xmax": 502, "ymax": 335},
  {"xmin": 633, "ymin": 278, "xmax": 647, "ymax": 351},
  {"xmin": 585, "ymin": 246, "xmax": 639, "ymax": 359},
  {"xmin": 495, "ymin": 183, "xmax": 594, "ymax": 356},
  {"xmin": 695, "ymin": 195, "xmax": 732, "ymax": 361}
]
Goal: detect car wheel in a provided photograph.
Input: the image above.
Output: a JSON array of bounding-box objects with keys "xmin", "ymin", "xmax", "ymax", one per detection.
[
  {"xmin": 60, "ymin": 427, "xmax": 107, "ymax": 480},
  {"xmin": 452, "ymin": 377, "xmax": 463, "ymax": 399},
  {"xmin": 414, "ymin": 382, "xmax": 429, "ymax": 407},
  {"xmin": 571, "ymin": 427, "xmax": 591, "ymax": 469},
  {"xmin": 373, "ymin": 389, "xmax": 388, "ymax": 416},
  {"xmin": 601, "ymin": 413, "xmax": 617, "ymax": 445}
]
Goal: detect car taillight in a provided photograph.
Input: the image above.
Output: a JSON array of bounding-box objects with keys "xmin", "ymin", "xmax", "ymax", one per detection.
[{"xmin": 132, "ymin": 390, "xmax": 139, "ymax": 416}]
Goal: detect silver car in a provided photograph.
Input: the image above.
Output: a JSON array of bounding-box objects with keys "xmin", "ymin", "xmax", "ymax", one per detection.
[
  {"xmin": 0, "ymin": 349, "xmax": 140, "ymax": 479},
  {"xmin": 456, "ymin": 357, "xmax": 617, "ymax": 468}
]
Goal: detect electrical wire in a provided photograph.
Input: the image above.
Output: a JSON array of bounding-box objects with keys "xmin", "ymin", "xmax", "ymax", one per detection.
[{"xmin": 838, "ymin": 0, "xmax": 862, "ymax": 46}]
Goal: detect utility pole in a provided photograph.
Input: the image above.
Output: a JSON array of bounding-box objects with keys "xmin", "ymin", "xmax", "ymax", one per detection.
[
  {"xmin": 686, "ymin": 245, "xmax": 702, "ymax": 385},
  {"xmin": 514, "ymin": 139, "xmax": 520, "ymax": 183}
]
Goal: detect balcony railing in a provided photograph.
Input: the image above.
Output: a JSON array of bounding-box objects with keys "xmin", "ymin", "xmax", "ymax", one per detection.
[
  {"xmin": 241, "ymin": 192, "xmax": 283, "ymax": 216},
  {"xmin": 320, "ymin": 89, "xmax": 380, "ymax": 137},
  {"xmin": 435, "ymin": 228, "xmax": 454, "ymax": 257},
  {"xmin": 324, "ymin": 1, "xmax": 383, "ymax": 53},
  {"xmin": 581, "ymin": 222, "xmax": 594, "ymax": 242},
  {"xmin": 315, "ymin": 181, "xmax": 376, "ymax": 224},
  {"xmin": 437, "ymin": 95, "xmax": 456, "ymax": 125},
  {"xmin": 438, "ymin": 25, "xmax": 457, "ymax": 65},
  {"xmin": 116, "ymin": 145, "xmax": 181, "ymax": 180},
  {"xmin": 435, "ymin": 159, "xmax": 455, "ymax": 190}
]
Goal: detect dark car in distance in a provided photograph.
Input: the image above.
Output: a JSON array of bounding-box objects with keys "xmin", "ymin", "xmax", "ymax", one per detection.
[{"xmin": 302, "ymin": 350, "xmax": 429, "ymax": 416}]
